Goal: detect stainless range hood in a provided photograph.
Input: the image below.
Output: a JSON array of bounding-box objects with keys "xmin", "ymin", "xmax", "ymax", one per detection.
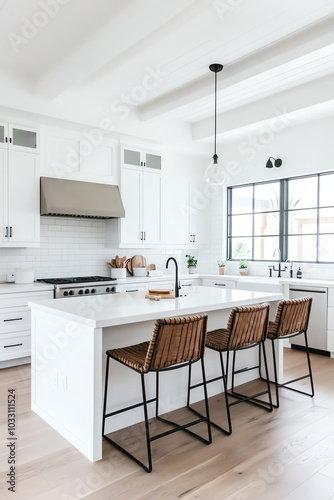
[{"xmin": 40, "ymin": 177, "xmax": 125, "ymax": 219}]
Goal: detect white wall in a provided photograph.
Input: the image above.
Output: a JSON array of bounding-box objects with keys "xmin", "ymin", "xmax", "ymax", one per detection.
[{"xmin": 204, "ymin": 114, "xmax": 334, "ymax": 277}]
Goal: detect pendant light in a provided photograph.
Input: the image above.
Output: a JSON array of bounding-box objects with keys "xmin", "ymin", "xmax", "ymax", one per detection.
[{"xmin": 205, "ymin": 63, "xmax": 224, "ymax": 185}]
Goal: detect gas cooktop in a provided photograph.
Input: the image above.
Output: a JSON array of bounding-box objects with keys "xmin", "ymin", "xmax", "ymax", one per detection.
[{"xmin": 37, "ymin": 276, "xmax": 116, "ymax": 285}]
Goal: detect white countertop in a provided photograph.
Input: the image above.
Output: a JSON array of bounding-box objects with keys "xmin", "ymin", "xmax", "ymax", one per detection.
[
  {"xmin": 0, "ymin": 282, "xmax": 54, "ymax": 294},
  {"xmin": 29, "ymin": 286, "xmax": 283, "ymax": 329}
]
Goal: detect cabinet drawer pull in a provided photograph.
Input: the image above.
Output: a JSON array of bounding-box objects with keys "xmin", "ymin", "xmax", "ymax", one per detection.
[
  {"xmin": 215, "ymin": 283, "xmax": 226, "ymax": 286},
  {"xmin": 182, "ymin": 284, "xmax": 192, "ymax": 287},
  {"xmin": 4, "ymin": 343, "xmax": 23, "ymax": 348},
  {"xmin": 126, "ymin": 289, "xmax": 138, "ymax": 292},
  {"xmin": 3, "ymin": 317, "xmax": 23, "ymax": 322}
]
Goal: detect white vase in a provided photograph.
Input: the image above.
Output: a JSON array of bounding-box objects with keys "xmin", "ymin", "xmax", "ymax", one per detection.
[
  {"xmin": 239, "ymin": 268, "xmax": 248, "ymax": 275},
  {"xmin": 188, "ymin": 266, "xmax": 196, "ymax": 274}
]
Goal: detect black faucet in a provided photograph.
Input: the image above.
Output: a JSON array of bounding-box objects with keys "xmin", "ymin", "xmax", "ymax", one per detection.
[
  {"xmin": 272, "ymin": 248, "xmax": 287, "ymax": 278},
  {"xmin": 166, "ymin": 257, "xmax": 180, "ymax": 298}
]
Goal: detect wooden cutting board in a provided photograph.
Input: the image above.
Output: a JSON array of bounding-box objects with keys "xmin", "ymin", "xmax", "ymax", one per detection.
[
  {"xmin": 126, "ymin": 258, "xmax": 133, "ymax": 275},
  {"xmin": 131, "ymin": 255, "xmax": 147, "ymax": 269},
  {"xmin": 148, "ymin": 289, "xmax": 173, "ymax": 295},
  {"xmin": 145, "ymin": 293, "xmax": 175, "ymax": 300}
]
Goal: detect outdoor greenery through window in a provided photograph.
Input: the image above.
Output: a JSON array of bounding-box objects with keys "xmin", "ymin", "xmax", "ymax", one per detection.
[{"xmin": 227, "ymin": 172, "xmax": 334, "ymax": 262}]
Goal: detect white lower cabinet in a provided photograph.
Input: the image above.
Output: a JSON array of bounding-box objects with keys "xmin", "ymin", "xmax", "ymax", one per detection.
[
  {"xmin": 0, "ymin": 290, "xmax": 53, "ymax": 368},
  {"xmin": 202, "ymin": 278, "xmax": 236, "ymax": 289}
]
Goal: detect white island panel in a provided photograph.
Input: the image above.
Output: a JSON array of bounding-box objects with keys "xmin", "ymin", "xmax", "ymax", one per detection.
[{"xmin": 29, "ymin": 287, "xmax": 283, "ymax": 462}]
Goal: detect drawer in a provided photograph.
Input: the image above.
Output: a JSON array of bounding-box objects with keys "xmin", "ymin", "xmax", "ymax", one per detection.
[
  {"xmin": 0, "ymin": 290, "xmax": 53, "ymax": 309},
  {"xmin": 202, "ymin": 279, "xmax": 236, "ymax": 289},
  {"xmin": 116, "ymin": 284, "xmax": 148, "ymax": 293},
  {"xmin": 0, "ymin": 308, "xmax": 30, "ymax": 334},
  {"xmin": 0, "ymin": 332, "xmax": 30, "ymax": 361}
]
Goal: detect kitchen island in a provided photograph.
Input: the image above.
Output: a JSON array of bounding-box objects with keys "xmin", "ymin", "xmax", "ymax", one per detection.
[{"xmin": 29, "ymin": 287, "xmax": 283, "ymax": 462}]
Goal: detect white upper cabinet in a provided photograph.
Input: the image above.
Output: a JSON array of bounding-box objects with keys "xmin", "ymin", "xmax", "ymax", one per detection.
[
  {"xmin": 42, "ymin": 126, "xmax": 118, "ymax": 184},
  {"xmin": 0, "ymin": 122, "xmax": 39, "ymax": 154},
  {"xmin": 0, "ymin": 149, "xmax": 40, "ymax": 247},
  {"xmin": 164, "ymin": 178, "xmax": 211, "ymax": 248},
  {"xmin": 107, "ymin": 144, "xmax": 162, "ymax": 248}
]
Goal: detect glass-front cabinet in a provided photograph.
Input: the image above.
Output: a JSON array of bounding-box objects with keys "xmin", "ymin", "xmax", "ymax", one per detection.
[
  {"xmin": 122, "ymin": 145, "xmax": 161, "ymax": 170},
  {"xmin": 0, "ymin": 122, "xmax": 39, "ymax": 153}
]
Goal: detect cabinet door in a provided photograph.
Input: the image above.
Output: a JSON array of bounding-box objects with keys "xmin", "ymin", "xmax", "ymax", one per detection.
[
  {"xmin": 144, "ymin": 151, "xmax": 162, "ymax": 170},
  {"xmin": 0, "ymin": 149, "xmax": 8, "ymax": 243},
  {"xmin": 189, "ymin": 184, "xmax": 211, "ymax": 246},
  {"xmin": 122, "ymin": 146, "xmax": 142, "ymax": 168},
  {"xmin": 120, "ymin": 168, "xmax": 142, "ymax": 245},
  {"xmin": 9, "ymin": 125, "xmax": 39, "ymax": 154},
  {"xmin": 0, "ymin": 122, "xmax": 8, "ymax": 150},
  {"xmin": 7, "ymin": 151, "xmax": 40, "ymax": 245},
  {"xmin": 142, "ymin": 171, "xmax": 162, "ymax": 245},
  {"xmin": 164, "ymin": 178, "xmax": 190, "ymax": 245}
]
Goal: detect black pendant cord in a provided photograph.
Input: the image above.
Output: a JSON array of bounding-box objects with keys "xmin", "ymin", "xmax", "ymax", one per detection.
[
  {"xmin": 209, "ymin": 63, "xmax": 223, "ymax": 164},
  {"xmin": 214, "ymin": 69, "xmax": 217, "ymax": 158}
]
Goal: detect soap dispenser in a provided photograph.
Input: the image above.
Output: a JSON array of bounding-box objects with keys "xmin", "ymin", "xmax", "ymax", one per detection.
[{"xmin": 296, "ymin": 267, "xmax": 302, "ymax": 279}]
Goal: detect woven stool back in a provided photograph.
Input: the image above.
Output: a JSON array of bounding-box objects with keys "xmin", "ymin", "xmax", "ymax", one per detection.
[
  {"xmin": 270, "ymin": 297, "xmax": 312, "ymax": 338},
  {"xmin": 143, "ymin": 313, "xmax": 208, "ymax": 372},
  {"xmin": 226, "ymin": 303, "xmax": 270, "ymax": 350}
]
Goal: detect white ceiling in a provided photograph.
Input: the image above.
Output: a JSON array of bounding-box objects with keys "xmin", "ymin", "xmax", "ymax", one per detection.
[{"xmin": 1, "ymin": 0, "xmax": 334, "ymax": 142}]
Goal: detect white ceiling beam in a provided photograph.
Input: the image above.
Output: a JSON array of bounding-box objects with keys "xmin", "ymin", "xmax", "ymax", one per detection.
[
  {"xmin": 33, "ymin": 0, "xmax": 194, "ymax": 100},
  {"xmin": 192, "ymin": 73, "xmax": 334, "ymax": 141},
  {"xmin": 139, "ymin": 15, "xmax": 334, "ymax": 121}
]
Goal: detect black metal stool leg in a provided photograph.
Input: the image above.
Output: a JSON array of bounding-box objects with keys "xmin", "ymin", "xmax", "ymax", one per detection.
[
  {"xmin": 140, "ymin": 373, "xmax": 152, "ymax": 473},
  {"xmin": 271, "ymin": 339, "xmax": 280, "ymax": 408},
  {"xmin": 102, "ymin": 355, "xmax": 110, "ymax": 436}
]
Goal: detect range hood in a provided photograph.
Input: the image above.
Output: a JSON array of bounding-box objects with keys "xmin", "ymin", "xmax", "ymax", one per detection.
[{"xmin": 40, "ymin": 177, "xmax": 125, "ymax": 219}]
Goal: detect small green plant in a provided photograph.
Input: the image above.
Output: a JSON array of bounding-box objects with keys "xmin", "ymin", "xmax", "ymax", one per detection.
[
  {"xmin": 186, "ymin": 254, "xmax": 197, "ymax": 267},
  {"xmin": 217, "ymin": 260, "xmax": 226, "ymax": 267},
  {"xmin": 239, "ymin": 259, "xmax": 248, "ymax": 269}
]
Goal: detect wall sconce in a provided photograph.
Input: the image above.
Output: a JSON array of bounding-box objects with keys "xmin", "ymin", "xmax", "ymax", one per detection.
[{"xmin": 266, "ymin": 157, "xmax": 282, "ymax": 168}]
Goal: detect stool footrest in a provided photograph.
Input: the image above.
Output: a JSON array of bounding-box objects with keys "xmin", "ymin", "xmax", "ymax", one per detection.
[{"xmin": 105, "ymin": 397, "xmax": 156, "ymax": 418}]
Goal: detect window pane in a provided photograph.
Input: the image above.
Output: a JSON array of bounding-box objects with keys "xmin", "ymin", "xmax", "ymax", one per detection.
[
  {"xmin": 287, "ymin": 235, "xmax": 317, "ymax": 261},
  {"xmin": 288, "ymin": 177, "xmax": 317, "ymax": 209},
  {"xmin": 230, "ymin": 238, "xmax": 252, "ymax": 259},
  {"xmin": 319, "ymin": 235, "xmax": 334, "ymax": 262},
  {"xmin": 254, "ymin": 182, "xmax": 280, "ymax": 212},
  {"xmin": 319, "ymin": 174, "xmax": 334, "ymax": 207},
  {"xmin": 231, "ymin": 186, "xmax": 252, "ymax": 214},
  {"xmin": 254, "ymin": 212, "xmax": 279, "ymax": 236},
  {"xmin": 230, "ymin": 214, "xmax": 252, "ymax": 237},
  {"xmin": 319, "ymin": 208, "xmax": 334, "ymax": 233},
  {"xmin": 287, "ymin": 209, "xmax": 317, "ymax": 234},
  {"xmin": 254, "ymin": 236, "xmax": 279, "ymax": 260}
]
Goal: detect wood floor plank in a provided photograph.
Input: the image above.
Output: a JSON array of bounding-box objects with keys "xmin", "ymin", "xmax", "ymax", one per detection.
[{"xmin": 1, "ymin": 350, "xmax": 334, "ymax": 499}]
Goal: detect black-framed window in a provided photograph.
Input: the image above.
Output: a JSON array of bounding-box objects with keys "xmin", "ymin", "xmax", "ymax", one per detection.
[{"xmin": 227, "ymin": 172, "xmax": 334, "ymax": 263}]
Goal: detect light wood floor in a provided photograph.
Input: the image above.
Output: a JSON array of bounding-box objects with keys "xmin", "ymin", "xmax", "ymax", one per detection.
[{"xmin": 2, "ymin": 349, "xmax": 334, "ymax": 500}]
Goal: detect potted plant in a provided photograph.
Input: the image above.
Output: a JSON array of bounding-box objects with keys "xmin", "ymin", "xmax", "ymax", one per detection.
[
  {"xmin": 217, "ymin": 260, "xmax": 226, "ymax": 275},
  {"xmin": 186, "ymin": 254, "xmax": 197, "ymax": 274},
  {"xmin": 239, "ymin": 260, "xmax": 248, "ymax": 275}
]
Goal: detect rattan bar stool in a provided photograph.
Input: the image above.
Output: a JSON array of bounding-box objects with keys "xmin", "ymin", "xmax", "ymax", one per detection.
[
  {"xmin": 188, "ymin": 303, "xmax": 272, "ymax": 435},
  {"xmin": 102, "ymin": 313, "xmax": 212, "ymax": 473},
  {"xmin": 259, "ymin": 296, "xmax": 314, "ymax": 408}
]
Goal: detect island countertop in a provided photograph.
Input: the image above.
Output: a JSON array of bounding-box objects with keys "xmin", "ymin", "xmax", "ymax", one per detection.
[{"xmin": 29, "ymin": 286, "xmax": 283, "ymax": 328}]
